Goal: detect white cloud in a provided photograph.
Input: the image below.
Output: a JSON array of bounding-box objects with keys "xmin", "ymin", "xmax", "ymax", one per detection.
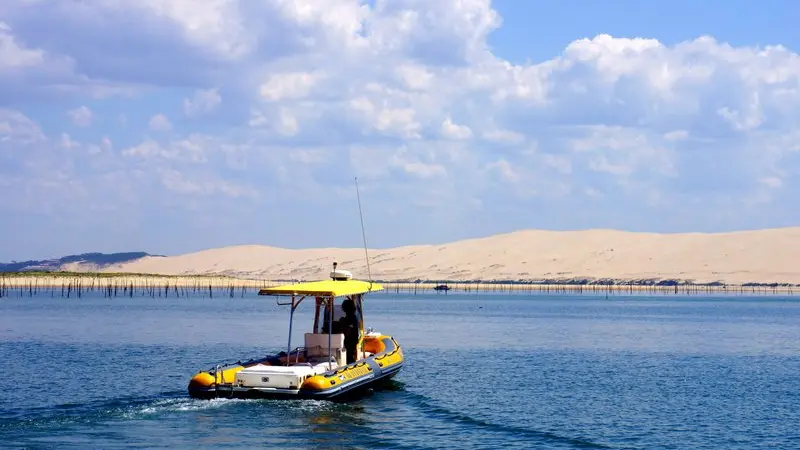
[
  {"xmin": 663, "ymin": 130, "xmax": 688, "ymax": 141},
  {"xmin": 488, "ymin": 159, "xmax": 519, "ymax": 183},
  {"xmin": 277, "ymin": 109, "xmax": 299, "ymax": 136},
  {"xmin": 149, "ymin": 113, "xmax": 172, "ymax": 131},
  {"xmin": 183, "ymin": 88, "xmax": 221, "ymax": 117},
  {"xmin": 2, "ymin": 0, "xmax": 800, "ymax": 258},
  {"xmin": 760, "ymin": 177, "xmax": 782, "ymax": 188},
  {"xmin": 0, "ymin": 19, "xmax": 140, "ymax": 102},
  {"xmin": 541, "ymin": 154, "xmax": 572, "ymax": 175},
  {"xmin": 395, "ymin": 64, "xmax": 434, "ymax": 91},
  {"xmin": 122, "ymin": 136, "xmax": 209, "ymax": 164},
  {"xmin": 0, "ymin": 21, "xmax": 43, "ymax": 69},
  {"xmin": 441, "ymin": 117, "xmax": 472, "ymax": 140},
  {"xmin": 60, "ymin": 133, "xmax": 80, "ymax": 150},
  {"xmin": 389, "ymin": 146, "xmax": 448, "ymax": 178},
  {"xmin": 159, "ymin": 168, "xmax": 258, "ymax": 198},
  {"xmin": 348, "ymin": 95, "xmax": 422, "ymax": 139},
  {"xmin": 483, "ymin": 128, "xmax": 525, "ymax": 144},
  {"xmin": 67, "ymin": 106, "xmax": 92, "ymax": 127},
  {"xmin": 131, "ymin": 0, "xmax": 251, "ymax": 59},
  {"xmin": 259, "ymin": 71, "xmax": 322, "ymax": 101},
  {"xmin": 0, "ymin": 108, "xmax": 45, "ymax": 144},
  {"xmin": 101, "ymin": 136, "xmax": 113, "ymax": 152},
  {"xmin": 569, "ymin": 125, "xmax": 675, "ymax": 178}
]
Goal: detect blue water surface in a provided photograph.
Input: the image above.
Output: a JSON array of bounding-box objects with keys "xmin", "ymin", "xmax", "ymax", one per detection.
[{"xmin": 1, "ymin": 289, "xmax": 798, "ymax": 449}]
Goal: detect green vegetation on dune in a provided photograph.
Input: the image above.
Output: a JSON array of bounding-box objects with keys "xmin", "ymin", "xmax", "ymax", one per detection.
[{"xmin": 0, "ymin": 252, "xmax": 156, "ymax": 273}]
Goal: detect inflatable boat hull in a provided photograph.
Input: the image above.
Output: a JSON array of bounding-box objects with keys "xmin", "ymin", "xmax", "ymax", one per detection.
[{"xmin": 188, "ymin": 335, "xmax": 403, "ymax": 401}]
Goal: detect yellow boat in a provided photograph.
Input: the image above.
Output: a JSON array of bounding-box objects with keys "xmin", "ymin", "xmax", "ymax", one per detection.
[{"xmin": 187, "ymin": 263, "xmax": 404, "ymax": 400}]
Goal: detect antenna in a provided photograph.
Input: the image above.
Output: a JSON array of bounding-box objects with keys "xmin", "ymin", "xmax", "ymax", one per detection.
[{"xmin": 354, "ymin": 177, "xmax": 372, "ymax": 284}]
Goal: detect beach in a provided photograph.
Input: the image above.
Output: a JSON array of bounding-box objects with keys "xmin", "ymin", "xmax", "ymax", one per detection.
[
  {"xmin": 43, "ymin": 226, "xmax": 800, "ymax": 286},
  {"xmin": 2, "ymin": 226, "xmax": 799, "ymax": 296}
]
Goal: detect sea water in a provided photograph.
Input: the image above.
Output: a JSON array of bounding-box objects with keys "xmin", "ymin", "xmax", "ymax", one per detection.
[{"xmin": 1, "ymin": 290, "xmax": 798, "ymax": 449}]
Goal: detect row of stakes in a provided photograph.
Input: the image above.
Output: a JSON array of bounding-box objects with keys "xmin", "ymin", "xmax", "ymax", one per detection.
[
  {"xmin": 0, "ymin": 279, "xmax": 251, "ymax": 299},
  {"xmin": 1, "ymin": 277, "xmax": 797, "ymax": 299}
]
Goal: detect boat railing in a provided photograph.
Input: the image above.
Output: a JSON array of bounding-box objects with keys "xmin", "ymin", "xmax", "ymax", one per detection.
[
  {"xmin": 289, "ymin": 345, "xmax": 330, "ymax": 366},
  {"xmin": 301, "ymin": 344, "xmax": 340, "ymax": 370},
  {"xmin": 292, "ymin": 346, "xmax": 306, "ymax": 365}
]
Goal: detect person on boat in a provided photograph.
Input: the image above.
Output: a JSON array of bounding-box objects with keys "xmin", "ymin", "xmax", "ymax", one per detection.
[
  {"xmin": 337, "ymin": 297, "xmax": 361, "ymax": 364},
  {"xmin": 321, "ymin": 302, "xmax": 337, "ymax": 334}
]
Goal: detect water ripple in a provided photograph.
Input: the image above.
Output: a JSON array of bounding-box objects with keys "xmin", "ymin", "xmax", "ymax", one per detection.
[{"xmin": 1, "ymin": 293, "xmax": 798, "ymax": 449}]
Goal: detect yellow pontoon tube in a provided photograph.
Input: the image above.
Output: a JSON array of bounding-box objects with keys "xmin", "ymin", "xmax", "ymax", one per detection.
[{"xmin": 187, "ymin": 264, "xmax": 404, "ymax": 400}]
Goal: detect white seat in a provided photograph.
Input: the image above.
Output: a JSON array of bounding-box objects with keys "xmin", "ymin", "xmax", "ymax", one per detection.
[
  {"xmin": 304, "ymin": 333, "xmax": 344, "ymax": 354},
  {"xmin": 304, "ymin": 333, "xmax": 346, "ymax": 366}
]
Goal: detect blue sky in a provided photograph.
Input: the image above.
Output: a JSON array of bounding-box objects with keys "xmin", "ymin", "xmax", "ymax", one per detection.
[{"xmin": 2, "ymin": 0, "xmax": 799, "ymax": 260}]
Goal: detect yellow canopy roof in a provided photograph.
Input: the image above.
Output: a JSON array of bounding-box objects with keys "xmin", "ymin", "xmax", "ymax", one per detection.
[{"xmin": 258, "ymin": 279, "xmax": 383, "ymax": 297}]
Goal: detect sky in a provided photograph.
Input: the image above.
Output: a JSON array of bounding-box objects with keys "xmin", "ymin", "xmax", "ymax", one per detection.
[{"xmin": 2, "ymin": 0, "xmax": 800, "ymax": 260}]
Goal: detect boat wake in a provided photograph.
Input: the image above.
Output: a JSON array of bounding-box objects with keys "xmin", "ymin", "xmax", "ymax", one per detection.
[
  {"xmin": 120, "ymin": 395, "xmax": 247, "ymax": 418},
  {"xmin": 4, "ymin": 382, "xmax": 611, "ymax": 449},
  {"xmin": 0, "ymin": 390, "xmax": 242, "ymax": 432},
  {"xmin": 395, "ymin": 387, "xmax": 612, "ymax": 449}
]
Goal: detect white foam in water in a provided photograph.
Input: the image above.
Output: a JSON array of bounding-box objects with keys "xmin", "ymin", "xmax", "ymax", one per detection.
[
  {"xmin": 119, "ymin": 397, "xmax": 245, "ymax": 419},
  {"xmin": 115, "ymin": 396, "xmax": 339, "ymax": 420}
]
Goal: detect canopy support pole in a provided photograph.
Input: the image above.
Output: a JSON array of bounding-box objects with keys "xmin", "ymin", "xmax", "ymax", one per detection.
[
  {"xmin": 328, "ymin": 296, "xmax": 333, "ymax": 370},
  {"xmin": 286, "ymin": 295, "xmax": 295, "ymax": 365}
]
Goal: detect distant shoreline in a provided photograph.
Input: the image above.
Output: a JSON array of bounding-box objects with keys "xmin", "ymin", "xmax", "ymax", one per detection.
[
  {"xmin": 1, "ymin": 272, "xmax": 798, "ymax": 295},
  {"xmin": 6, "ymin": 227, "xmax": 800, "ymax": 287}
]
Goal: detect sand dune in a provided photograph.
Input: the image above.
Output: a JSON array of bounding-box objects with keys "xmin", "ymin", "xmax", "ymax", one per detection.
[{"xmin": 90, "ymin": 227, "xmax": 800, "ymax": 285}]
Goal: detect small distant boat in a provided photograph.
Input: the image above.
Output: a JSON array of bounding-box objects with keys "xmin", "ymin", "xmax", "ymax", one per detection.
[
  {"xmin": 187, "ymin": 263, "xmax": 404, "ymax": 400},
  {"xmin": 433, "ymin": 284, "xmax": 451, "ymax": 292}
]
